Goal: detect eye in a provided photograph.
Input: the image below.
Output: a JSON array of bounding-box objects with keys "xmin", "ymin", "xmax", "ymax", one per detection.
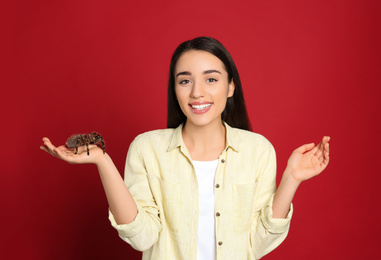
[
  {"xmin": 207, "ymin": 78, "xmax": 218, "ymax": 83},
  {"xmin": 179, "ymin": 79, "xmax": 190, "ymax": 85}
]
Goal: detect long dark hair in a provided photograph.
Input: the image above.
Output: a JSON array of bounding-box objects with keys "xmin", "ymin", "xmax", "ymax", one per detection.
[{"xmin": 167, "ymin": 36, "xmax": 251, "ymax": 131}]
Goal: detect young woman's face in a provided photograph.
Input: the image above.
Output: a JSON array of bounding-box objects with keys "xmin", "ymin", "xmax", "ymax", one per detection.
[{"xmin": 174, "ymin": 50, "xmax": 235, "ymax": 128}]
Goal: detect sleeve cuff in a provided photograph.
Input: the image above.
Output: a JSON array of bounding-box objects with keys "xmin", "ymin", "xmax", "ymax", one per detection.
[
  {"xmin": 260, "ymin": 194, "xmax": 293, "ymax": 234},
  {"xmin": 108, "ymin": 205, "xmax": 148, "ymax": 238}
]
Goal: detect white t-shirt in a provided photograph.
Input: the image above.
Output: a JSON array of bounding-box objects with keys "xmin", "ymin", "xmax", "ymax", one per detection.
[{"xmin": 192, "ymin": 159, "xmax": 219, "ymax": 260}]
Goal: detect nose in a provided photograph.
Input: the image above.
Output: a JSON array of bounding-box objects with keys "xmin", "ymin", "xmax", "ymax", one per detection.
[{"xmin": 190, "ymin": 80, "xmax": 205, "ymax": 99}]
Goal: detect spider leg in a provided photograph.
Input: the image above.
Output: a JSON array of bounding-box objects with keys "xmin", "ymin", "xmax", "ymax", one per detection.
[
  {"xmin": 75, "ymin": 138, "xmax": 81, "ymax": 154},
  {"xmin": 78, "ymin": 134, "xmax": 88, "ymax": 156},
  {"xmin": 89, "ymin": 134, "xmax": 97, "ymax": 155},
  {"xmin": 92, "ymin": 133, "xmax": 105, "ymax": 154},
  {"xmin": 84, "ymin": 134, "xmax": 89, "ymax": 156},
  {"xmin": 89, "ymin": 133, "xmax": 94, "ymax": 143},
  {"xmin": 101, "ymin": 140, "xmax": 105, "ymax": 154}
]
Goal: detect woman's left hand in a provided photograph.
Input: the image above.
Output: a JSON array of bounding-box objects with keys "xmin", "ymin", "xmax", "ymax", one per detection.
[{"xmin": 285, "ymin": 136, "xmax": 330, "ymax": 184}]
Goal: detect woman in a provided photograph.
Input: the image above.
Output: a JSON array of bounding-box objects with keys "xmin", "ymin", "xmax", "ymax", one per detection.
[{"xmin": 40, "ymin": 37, "xmax": 330, "ymax": 260}]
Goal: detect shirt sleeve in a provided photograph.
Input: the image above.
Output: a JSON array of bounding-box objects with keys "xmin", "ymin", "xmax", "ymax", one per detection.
[
  {"xmin": 108, "ymin": 138, "xmax": 162, "ymax": 251},
  {"xmin": 250, "ymin": 141, "xmax": 293, "ymax": 259}
]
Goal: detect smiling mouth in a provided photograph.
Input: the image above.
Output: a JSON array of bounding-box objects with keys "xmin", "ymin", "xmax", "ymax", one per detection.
[{"xmin": 190, "ymin": 103, "xmax": 212, "ymax": 110}]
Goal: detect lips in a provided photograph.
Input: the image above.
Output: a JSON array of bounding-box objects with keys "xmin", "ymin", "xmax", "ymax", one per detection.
[
  {"xmin": 191, "ymin": 103, "xmax": 211, "ymax": 110},
  {"xmin": 189, "ymin": 102, "xmax": 212, "ymax": 114}
]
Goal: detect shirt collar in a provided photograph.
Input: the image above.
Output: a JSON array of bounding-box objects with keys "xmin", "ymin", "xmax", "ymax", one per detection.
[
  {"xmin": 167, "ymin": 123, "xmax": 185, "ymax": 151},
  {"xmin": 224, "ymin": 122, "xmax": 240, "ymax": 152},
  {"xmin": 167, "ymin": 122, "xmax": 240, "ymax": 152}
]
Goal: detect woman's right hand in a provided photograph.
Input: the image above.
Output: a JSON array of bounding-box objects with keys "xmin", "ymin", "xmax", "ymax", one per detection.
[
  {"xmin": 41, "ymin": 137, "xmax": 139, "ymax": 225},
  {"xmin": 40, "ymin": 137, "xmax": 105, "ymax": 165}
]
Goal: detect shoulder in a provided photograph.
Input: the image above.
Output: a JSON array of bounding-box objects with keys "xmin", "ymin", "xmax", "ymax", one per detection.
[
  {"xmin": 127, "ymin": 127, "xmax": 180, "ymax": 161},
  {"xmin": 131, "ymin": 128, "xmax": 175, "ymax": 146},
  {"xmin": 234, "ymin": 127, "xmax": 272, "ymax": 145},
  {"xmin": 228, "ymin": 126, "xmax": 275, "ymax": 154}
]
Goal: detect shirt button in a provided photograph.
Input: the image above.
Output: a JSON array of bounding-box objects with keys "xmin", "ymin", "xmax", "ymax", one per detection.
[
  {"xmin": 218, "ymin": 241, "xmax": 223, "ymax": 246},
  {"xmin": 221, "ymin": 159, "xmax": 225, "ymax": 163},
  {"xmin": 216, "ymin": 212, "xmax": 220, "ymax": 217},
  {"xmin": 215, "ymin": 184, "xmax": 220, "ymax": 188}
]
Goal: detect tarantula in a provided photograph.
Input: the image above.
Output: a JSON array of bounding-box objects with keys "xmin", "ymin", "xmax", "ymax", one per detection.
[{"xmin": 66, "ymin": 132, "xmax": 105, "ymax": 155}]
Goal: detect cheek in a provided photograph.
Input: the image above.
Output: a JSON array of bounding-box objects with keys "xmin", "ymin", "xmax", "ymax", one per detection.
[
  {"xmin": 174, "ymin": 87, "xmax": 187, "ymax": 106},
  {"xmin": 211, "ymin": 85, "xmax": 230, "ymax": 99},
  {"xmin": 174, "ymin": 86, "xmax": 181, "ymax": 99}
]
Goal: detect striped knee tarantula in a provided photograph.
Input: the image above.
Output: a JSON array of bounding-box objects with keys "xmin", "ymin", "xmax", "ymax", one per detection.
[{"xmin": 66, "ymin": 132, "xmax": 105, "ymax": 155}]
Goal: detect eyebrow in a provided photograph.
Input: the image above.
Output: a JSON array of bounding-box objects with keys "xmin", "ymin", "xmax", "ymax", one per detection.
[{"xmin": 175, "ymin": 69, "xmax": 222, "ymax": 78}]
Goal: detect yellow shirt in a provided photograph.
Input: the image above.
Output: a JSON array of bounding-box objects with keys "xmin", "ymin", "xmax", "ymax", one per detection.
[{"xmin": 109, "ymin": 122, "xmax": 293, "ymax": 260}]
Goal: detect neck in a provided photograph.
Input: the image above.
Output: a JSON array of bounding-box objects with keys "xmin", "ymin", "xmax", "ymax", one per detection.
[{"xmin": 182, "ymin": 120, "xmax": 226, "ymax": 161}]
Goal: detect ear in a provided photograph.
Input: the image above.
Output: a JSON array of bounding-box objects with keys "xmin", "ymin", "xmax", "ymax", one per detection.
[{"xmin": 227, "ymin": 79, "xmax": 235, "ymax": 98}]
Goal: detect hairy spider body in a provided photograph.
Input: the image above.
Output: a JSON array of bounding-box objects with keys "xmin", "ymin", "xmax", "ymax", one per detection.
[{"xmin": 66, "ymin": 132, "xmax": 105, "ymax": 155}]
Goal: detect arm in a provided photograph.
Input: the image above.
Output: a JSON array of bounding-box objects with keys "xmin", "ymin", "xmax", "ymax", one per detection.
[
  {"xmin": 250, "ymin": 140, "xmax": 292, "ymax": 259},
  {"xmin": 96, "ymin": 154, "xmax": 138, "ymax": 224},
  {"xmin": 272, "ymin": 136, "xmax": 330, "ymax": 218},
  {"xmin": 41, "ymin": 137, "xmax": 161, "ymax": 250},
  {"xmin": 40, "ymin": 137, "xmax": 138, "ymax": 224},
  {"xmin": 250, "ymin": 136, "xmax": 330, "ymax": 258},
  {"xmin": 108, "ymin": 138, "xmax": 162, "ymax": 250}
]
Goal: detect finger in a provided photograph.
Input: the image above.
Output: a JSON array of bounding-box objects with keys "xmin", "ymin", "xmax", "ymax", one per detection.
[
  {"xmin": 42, "ymin": 138, "xmax": 70, "ymax": 159},
  {"xmin": 311, "ymin": 141, "xmax": 323, "ymax": 155},
  {"xmin": 316, "ymin": 142, "xmax": 324, "ymax": 156},
  {"xmin": 42, "ymin": 138, "xmax": 56, "ymax": 151},
  {"xmin": 309, "ymin": 140, "xmax": 324, "ymax": 156},
  {"xmin": 324, "ymin": 143, "xmax": 330, "ymax": 161},
  {"xmin": 54, "ymin": 147, "xmax": 72, "ymax": 159},
  {"xmin": 58, "ymin": 145, "xmax": 72, "ymax": 151},
  {"xmin": 56, "ymin": 146, "xmax": 86, "ymax": 164},
  {"xmin": 320, "ymin": 147, "xmax": 330, "ymax": 165},
  {"xmin": 295, "ymin": 143, "xmax": 315, "ymax": 153},
  {"xmin": 324, "ymin": 142, "xmax": 330, "ymax": 154},
  {"xmin": 321, "ymin": 152, "xmax": 329, "ymax": 167},
  {"xmin": 324, "ymin": 152, "xmax": 330, "ymax": 164},
  {"xmin": 315, "ymin": 151, "xmax": 323, "ymax": 162},
  {"xmin": 41, "ymin": 141, "xmax": 59, "ymax": 158},
  {"xmin": 315, "ymin": 143, "xmax": 324, "ymax": 157},
  {"xmin": 40, "ymin": 145, "xmax": 50, "ymax": 153},
  {"xmin": 56, "ymin": 146, "xmax": 76, "ymax": 156},
  {"xmin": 54, "ymin": 147, "xmax": 75, "ymax": 163},
  {"xmin": 314, "ymin": 149, "xmax": 324, "ymax": 160}
]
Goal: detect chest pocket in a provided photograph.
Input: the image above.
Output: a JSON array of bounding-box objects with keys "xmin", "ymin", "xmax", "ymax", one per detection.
[
  {"xmin": 232, "ymin": 180, "xmax": 261, "ymax": 234},
  {"xmin": 147, "ymin": 174, "xmax": 182, "ymax": 233}
]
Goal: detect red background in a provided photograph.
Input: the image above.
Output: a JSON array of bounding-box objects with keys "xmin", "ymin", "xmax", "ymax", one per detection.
[{"xmin": 2, "ymin": 0, "xmax": 380, "ymax": 259}]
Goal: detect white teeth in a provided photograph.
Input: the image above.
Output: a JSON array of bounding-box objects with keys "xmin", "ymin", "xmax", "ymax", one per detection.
[{"xmin": 191, "ymin": 104, "xmax": 212, "ymax": 110}]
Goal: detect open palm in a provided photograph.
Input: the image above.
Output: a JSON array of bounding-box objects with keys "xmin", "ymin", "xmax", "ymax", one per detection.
[{"xmin": 40, "ymin": 137, "xmax": 104, "ymax": 164}]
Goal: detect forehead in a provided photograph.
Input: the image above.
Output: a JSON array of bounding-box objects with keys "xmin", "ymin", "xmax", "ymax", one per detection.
[{"xmin": 175, "ymin": 50, "xmax": 226, "ymax": 74}]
